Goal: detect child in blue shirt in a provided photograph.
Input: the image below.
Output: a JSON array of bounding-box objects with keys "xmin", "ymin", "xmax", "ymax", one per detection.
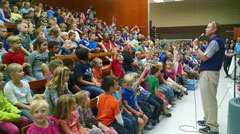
[{"xmin": 122, "ymin": 68, "xmax": 148, "ymax": 134}]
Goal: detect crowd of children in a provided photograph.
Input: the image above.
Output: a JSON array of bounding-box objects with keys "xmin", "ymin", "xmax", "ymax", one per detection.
[{"xmin": 0, "ymin": 1, "xmax": 218, "ymax": 134}]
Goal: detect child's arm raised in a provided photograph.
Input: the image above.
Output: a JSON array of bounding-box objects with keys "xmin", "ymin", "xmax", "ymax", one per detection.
[{"xmin": 136, "ymin": 67, "xmax": 149, "ymax": 85}]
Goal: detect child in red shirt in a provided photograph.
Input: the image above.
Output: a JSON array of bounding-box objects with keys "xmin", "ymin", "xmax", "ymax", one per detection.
[
  {"xmin": 110, "ymin": 49, "xmax": 125, "ymax": 87},
  {"xmin": 3, "ymin": 36, "xmax": 35, "ymax": 81}
]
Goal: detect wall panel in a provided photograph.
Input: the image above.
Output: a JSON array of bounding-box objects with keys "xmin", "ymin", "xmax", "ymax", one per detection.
[{"xmin": 37, "ymin": 0, "xmax": 149, "ymax": 35}]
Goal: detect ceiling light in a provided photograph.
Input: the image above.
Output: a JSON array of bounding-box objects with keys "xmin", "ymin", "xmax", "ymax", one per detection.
[{"xmin": 153, "ymin": 0, "xmax": 164, "ymax": 3}]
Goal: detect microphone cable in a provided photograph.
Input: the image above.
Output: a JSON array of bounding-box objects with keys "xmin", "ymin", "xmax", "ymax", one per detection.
[{"xmin": 178, "ymin": 76, "xmax": 231, "ymax": 133}]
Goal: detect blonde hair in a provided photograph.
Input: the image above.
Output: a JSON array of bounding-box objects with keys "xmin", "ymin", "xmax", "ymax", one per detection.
[
  {"xmin": 90, "ymin": 57, "xmax": 102, "ymax": 68},
  {"xmin": 46, "ymin": 66, "xmax": 70, "ymax": 90},
  {"xmin": 30, "ymin": 94, "xmax": 49, "ymax": 115},
  {"xmin": 74, "ymin": 91, "xmax": 88, "ymax": 107},
  {"xmin": 155, "ymin": 62, "xmax": 163, "ymax": 68},
  {"xmin": 130, "ymin": 73, "xmax": 138, "ymax": 81},
  {"xmin": 0, "ymin": 64, "xmax": 7, "ymax": 73},
  {"xmin": 135, "ymin": 51, "xmax": 141, "ymax": 57},
  {"xmin": 6, "ymin": 63, "xmax": 22, "ymax": 80},
  {"xmin": 54, "ymin": 94, "xmax": 76, "ymax": 120},
  {"xmin": 166, "ymin": 61, "xmax": 174, "ymax": 70},
  {"xmin": 124, "ymin": 73, "xmax": 135, "ymax": 84},
  {"xmin": 6, "ymin": 36, "xmax": 22, "ymax": 45}
]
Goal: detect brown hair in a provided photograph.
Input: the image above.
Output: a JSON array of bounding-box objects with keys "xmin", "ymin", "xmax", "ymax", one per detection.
[{"xmin": 54, "ymin": 94, "xmax": 76, "ymax": 120}]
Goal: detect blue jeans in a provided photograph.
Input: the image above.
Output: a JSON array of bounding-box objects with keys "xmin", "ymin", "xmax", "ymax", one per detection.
[
  {"xmin": 79, "ymin": 86, "xmax": 105, "ymax": 99},
  {"xmin": 23, "ymin": 75, "xmax": 36, "ymax": 82},
  {"xmin": 122, "ymin": 111, "xmax": 137, "ymax": 134},
  {"xmin": 109, "ymin": 120, "xmax": 129, "ymax": 134},
  {"xmin": 20, "ymin": 108, "xmax": 32, "ymax": 123},
  {"xmin": 33, "ymin": 71, "xmax": 44, "ymax": 80},
  {"xmin": 146, "ymin": 95, "xmax": 163, "ymax": 121},
  {"xmin": 159, "ymin": 84, "xmax": 174, "ymax": 101}
]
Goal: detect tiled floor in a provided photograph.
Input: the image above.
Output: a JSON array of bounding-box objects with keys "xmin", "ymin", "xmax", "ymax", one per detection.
[{"xmin": 148, "ymin": 68, "xmax": 235, "ymax": 134}]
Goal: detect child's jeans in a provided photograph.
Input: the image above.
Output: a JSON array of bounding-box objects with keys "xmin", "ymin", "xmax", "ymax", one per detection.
[
  {"xmin": 122, "ymin": 111, "xmax": 137, "ymax": 134},
  {"xmin": 109, "ymin": 120, "xmax": 129, "ymax": 134},
  {"xmin": 23, "ymin": 75, "xmax": 36, "ymax": 82},
  {"xmin": 21, "ymin": 108, "xmax": 32, "ymax": 123},
  {"xmin": 167, "ymin": 78, "xmax": 187, "ymax": 92},
  {"xmin": 33, "ymin": 71, "xmax": 44, "ymax": 80},
  {"xmin": 0, "ymin": 116, "xmax": 28, "ymax": 134},
  {"xmin": 79, "ymin": 86, "xmax": 105, "ymax": 99},
  {"xmin": 159, "ymin": 84, "xmax": 174, "ymax": 102},
  {"xmin": 146, "ymin": 95, "xmax": 163, "ymax": 121}
]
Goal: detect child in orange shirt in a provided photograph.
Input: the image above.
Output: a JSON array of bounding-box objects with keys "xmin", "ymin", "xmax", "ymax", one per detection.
[
  {"xmin": 98, "ymin": 75, "xmax": 129, "ymax": 134},
  {"xmin": 91, "ymin": 57, "xmax": 103, "ymax": 84}
]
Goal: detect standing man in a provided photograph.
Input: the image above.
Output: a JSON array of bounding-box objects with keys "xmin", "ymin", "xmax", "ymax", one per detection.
[{"xmin": 193, "ymin": 21, "xmax": 224, "ymax": 134}]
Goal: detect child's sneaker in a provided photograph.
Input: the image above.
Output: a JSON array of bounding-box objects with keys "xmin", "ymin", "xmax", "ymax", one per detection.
[
  {"xmin": 149, "ymin": 119, "xmax": 156, "ymax": 126},
  {"xmin": 144, "ymin": 125, "xmax": 152, "ymax": 130},
  {"xmin": 163, "ymin": 113, "xmax": 172, "ymax": 117},
  {"xmin": 167, "ymin": 104, "xmax": 172, "ymax": 109}
]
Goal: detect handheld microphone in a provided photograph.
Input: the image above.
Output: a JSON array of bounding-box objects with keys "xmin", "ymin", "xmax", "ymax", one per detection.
[{"xmin": 198, "ymin": 33, "xmax": 205, "ymax": 40}]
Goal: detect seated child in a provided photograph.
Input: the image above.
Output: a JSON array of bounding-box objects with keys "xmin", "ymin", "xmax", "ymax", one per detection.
[
  {"xmin": 29, "ymin": 38, "xmax": 49, "ymax": 80},
  {"xmin": 110, "ymin": 49, "xmax": 125, "ymax": 87},
  {"xmin": 75, "ymin": 48, "xmax": 104, "ymax": 99},
  {"xmin": 48, "ymin": 41, "xmax": 59, "ymax": 62},
  {"xmin": 17, "ymin": 22, "xmax": 33, "ymax": 56},
  {"xmin": 63, "ymin": 58, "xmax": 82, "ymax": 94},
  {"xmin": 27, "ymin": 94, "xmax": 58, "ymax": 134},
  {"xmin": 91, "ymin": 57, "xmax": 103, "ymax": 84},
  {"xmin": 54, "ymin": 94, "xmax": 88, "ymax": 134},
  {"xmin": 68, "ymin": 32, "xmax": 78, "ymax": 50},
  {"xmin": 44, "ymin": 66, "xmax": 72, "ymax": 115},
  {"xmin": 0, "ymin": 72, "xmax": 29, "ymax": 134},
  {"xmin": 44, "ymin": 59, "xmax": 63, "ymax": 81},
  {"xmin": 98, "ymin": 75, "xmax": 129, "ymax": 134},
  {"xmin": 134, "ymin": 51, "xmax": 144, "ymax": 71},
  {"xmin": 144, "ymin": 65, "xmax": 172, "ymax": 116},
  {"xmin": 3, "ymin": 36, "xmax": 35, "ymax": 82},
  {"xmin": 4, "ymin": 63, "xmax": 33, "ymax": 122},
  {"xmin": 75, "ymin": 91, "xmax": 112, "ymax": 134},
  {"xmin": 63, "ymin": 40, "xmax": 76, "ymax": 54},
  {"xmin": 122, "ymin": 74, "xmax": 148, "ymax": 134}
]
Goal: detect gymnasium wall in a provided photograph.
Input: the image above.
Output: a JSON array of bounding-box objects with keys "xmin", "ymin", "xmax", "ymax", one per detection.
[
  {"xmin": 36, "ymin": 0, "xmax": 149, "ymax": 35},
  {"xmin": 150, "ymin": 0, "xmax": 240, "ymax": 27},
  {"xmin": 150, "ymin": 0, "xmax": 240, "ymax": 40}
]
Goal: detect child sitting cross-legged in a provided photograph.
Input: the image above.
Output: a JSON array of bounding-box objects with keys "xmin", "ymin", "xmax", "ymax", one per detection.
[
  {"xmin": 122, "ymin": 73, "xmax": 148, "ymax": 134},
  {"xmin": 98, "ymin": 75, "xmax": 129, "ymax": 134}
]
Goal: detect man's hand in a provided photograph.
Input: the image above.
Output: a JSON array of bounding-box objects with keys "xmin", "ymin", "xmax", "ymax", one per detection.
[{"xmin": 193, "ymin": 38, "xmax": 199, "ymax": 48}]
